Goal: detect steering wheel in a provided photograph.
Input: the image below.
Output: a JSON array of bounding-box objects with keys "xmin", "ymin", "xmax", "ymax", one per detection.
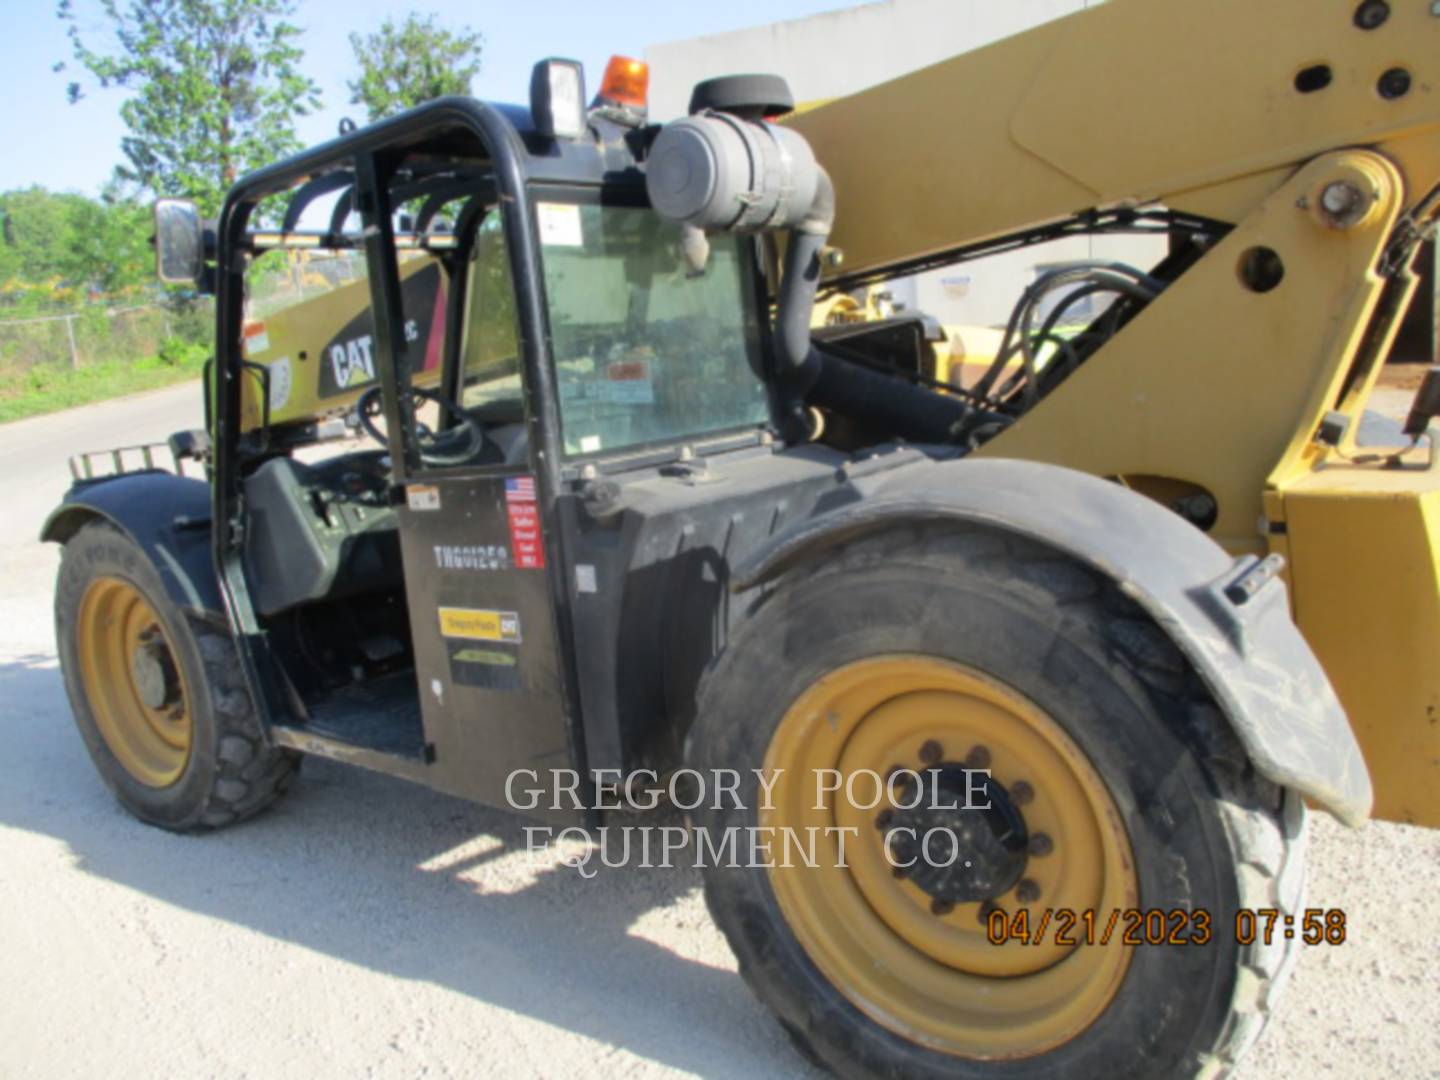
[{"xmin": 354, "ymin": 384, "xmax": 489, "ymax": 468}]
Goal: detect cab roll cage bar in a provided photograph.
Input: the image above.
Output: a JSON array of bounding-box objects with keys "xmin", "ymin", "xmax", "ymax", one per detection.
[{"xmin": 207, "ymin": 98, "xmax": 570, "ymax": 735}]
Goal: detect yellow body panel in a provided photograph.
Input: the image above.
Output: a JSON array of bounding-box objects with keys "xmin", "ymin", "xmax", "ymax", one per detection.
[
  {"xmin": 978, "ymin": 152, "xmax": 1403, "ymax": 556},
  {"xmin": 792, "ymin": 0, "xmax": 1440, "ymax": 823},
  {"xmin": 789, "ymin": 0, "xmax": 1440, "ymax": 280},
  {"xmin": 1274, "ymin": 458, "xmax": 1440, "ymax": 827}
]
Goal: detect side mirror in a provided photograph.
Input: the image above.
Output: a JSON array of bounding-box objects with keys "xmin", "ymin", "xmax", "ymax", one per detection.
[{"xmin": 153, "ymin": 198, "xmax": 204, "ymax": 285}]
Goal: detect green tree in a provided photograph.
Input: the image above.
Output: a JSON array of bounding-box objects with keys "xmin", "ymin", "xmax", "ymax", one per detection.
[
  {"xmin": 0, "ymin": 188, "xmax": 82, "ymax": 286},
  {"xmin": 69, "ymin": 188, "xmax": 154, "ymax": 295},
  {"xmin": 347, "ymin": 14, "xmax": 483, "ymax": 121},
  {"xmin": 56, "ymin": 0, "xmax": 321, "ymax": 214},
  {"xmin": 0, "ymin": 187, "xmax": 152, "ymax": 309}
]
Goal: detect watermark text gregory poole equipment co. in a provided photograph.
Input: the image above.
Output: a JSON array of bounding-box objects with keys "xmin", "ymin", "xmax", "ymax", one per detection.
[{"xmin": 512, "ymin": 767, "xmax": 1001, "ymax": 878}]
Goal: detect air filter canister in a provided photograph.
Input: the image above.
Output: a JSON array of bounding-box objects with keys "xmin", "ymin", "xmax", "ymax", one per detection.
[{"xmin": 646, "ymin": 113, "xmax": 820, "ymax": 234}]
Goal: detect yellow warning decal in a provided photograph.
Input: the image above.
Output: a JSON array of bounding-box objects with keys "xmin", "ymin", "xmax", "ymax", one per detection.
[{"xmin": 438, "ymin": 607, "xmax": 522, "ymax": 643}]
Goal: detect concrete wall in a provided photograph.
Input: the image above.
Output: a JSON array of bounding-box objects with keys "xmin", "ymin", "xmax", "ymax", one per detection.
[{"xmin": 646, "ymin": 0, "xmax": 1167, "ymax": 331}]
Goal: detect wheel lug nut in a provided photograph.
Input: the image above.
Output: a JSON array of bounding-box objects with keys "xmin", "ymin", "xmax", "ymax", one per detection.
[
  {"xmin": 1016, "ymin": 879, "xmax": 1041, "ymax": 903},
  {"xmin": 1011, "ymin": 780, "xmax": 1034, "ymax": 805},
  {"xmin": 875, "ymin": 809, "xmax": 894, "ymax": 830},
  {"xmin": 965, "ymin": 745, "xmax": 991, "ymax": 770},
  {"xmin": 930, "ymin": 898, "xmax": 954, "ymax": 917},
  {"xmin": 918, "ymin": 740, "xmax": 943, "ymax": 765},
  {"xmin": 1028, "ymin": 832, "xmax": 1053, "ymax": 857}
]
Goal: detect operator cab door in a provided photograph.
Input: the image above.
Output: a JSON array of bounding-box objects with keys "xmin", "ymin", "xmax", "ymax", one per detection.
[{"xmin": 371, "ymin": 199, "xmax": 580, "ymax": 823}]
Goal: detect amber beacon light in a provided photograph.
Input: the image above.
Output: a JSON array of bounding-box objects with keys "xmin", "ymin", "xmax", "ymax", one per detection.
[{"xmin": 597, "ymin": 55, "xmax": 649, "ymax": 111}]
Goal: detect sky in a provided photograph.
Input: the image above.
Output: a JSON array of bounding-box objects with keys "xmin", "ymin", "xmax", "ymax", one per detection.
[{"xmin": 0, "ymin": 0, "xmax": 856, "ymax": 197}]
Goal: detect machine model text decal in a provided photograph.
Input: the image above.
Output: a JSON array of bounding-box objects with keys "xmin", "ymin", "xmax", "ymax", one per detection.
[{"xmin": 433, "ymin": 544, "xmax": 510, "ymax": 571}]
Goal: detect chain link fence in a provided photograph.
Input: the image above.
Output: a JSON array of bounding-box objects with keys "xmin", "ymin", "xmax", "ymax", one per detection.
[{"xmin": 0, "ymin": 299, "xmax": 212, "ymax": 374}]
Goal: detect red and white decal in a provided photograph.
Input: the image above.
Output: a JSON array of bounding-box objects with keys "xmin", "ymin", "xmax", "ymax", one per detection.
[
  {"xmin": 505, "ymin": 476, "xmax": 544, "ymax": 569},
  {"xmin": 605, "ymin": 359, "xmax": 655, "ymax": 404},
  {"xmin": 242, "ymin": 321, "xmax": 271, "ymax": 357}
]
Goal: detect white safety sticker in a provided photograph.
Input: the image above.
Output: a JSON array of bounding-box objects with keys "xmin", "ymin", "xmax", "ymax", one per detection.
[
  {"xmin": 268, "ymin": 356, "xmax": 292, "ymax": 412},
  {"xmin": 537, "ymin": 202, "xmax": 584, "ymax": 247},
  {"xmin": 575, "ymin": 564, "xmax": 598, "ymax": 594}
]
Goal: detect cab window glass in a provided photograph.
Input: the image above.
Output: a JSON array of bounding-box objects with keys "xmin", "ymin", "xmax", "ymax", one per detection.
[
  {"xmin": 238, "ymin": 248, "xmax": 378, "ymax": 434},
  {"xmin": 538, "ymin": 203, "xmax": 769, "ymax": 457},
  {"xmin": 238, "ymin": 246, "xmax": 451, "ymax": 436},
  {"xmin": 459, "ymin": 214, "xmax": 523, "ymax": 416}
]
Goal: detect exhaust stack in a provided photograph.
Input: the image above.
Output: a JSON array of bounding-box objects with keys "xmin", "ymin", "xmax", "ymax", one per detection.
[{"xmin": 647, "ymin": 75, "xmax": 979, "ymax": 444}]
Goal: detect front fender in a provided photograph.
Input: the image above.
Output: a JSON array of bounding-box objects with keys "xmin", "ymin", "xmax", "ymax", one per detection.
[
  {"xmin": 41, "ymin": 471, "xmax": 225, "ymax": 622},
  {"xmin": 735, "ymin": 457, "xmax": 1372, "ymax": 826}
]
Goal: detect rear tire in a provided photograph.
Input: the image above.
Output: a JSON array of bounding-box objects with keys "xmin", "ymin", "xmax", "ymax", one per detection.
[
  {"xmin": 55, "ymin": 521, "xmax": 299, "ymax": 831},
  {"xmin": 688, "ymin": 524, "xmax": 1305, "ymax": 1079}
]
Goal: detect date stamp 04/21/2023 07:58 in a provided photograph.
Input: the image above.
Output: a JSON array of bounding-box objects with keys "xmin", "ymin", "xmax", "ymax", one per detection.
[{"xmin": 983, "ymin": 907, "xmax": 1349, "ymax": 948}]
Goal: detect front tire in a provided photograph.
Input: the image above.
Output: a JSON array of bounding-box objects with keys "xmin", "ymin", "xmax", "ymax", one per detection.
[
  {"xmin": 55, "ymin": 521, "xmax": 298, "ymax": 831},
  {"xmin": 688, "ymin": 525, "xmax": 1305, "ymax": 1079}
]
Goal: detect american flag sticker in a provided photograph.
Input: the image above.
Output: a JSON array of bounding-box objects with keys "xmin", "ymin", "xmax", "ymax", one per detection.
[{"xmin": 505, "ymin": 476, "xmax": 537, "ymax": 503}]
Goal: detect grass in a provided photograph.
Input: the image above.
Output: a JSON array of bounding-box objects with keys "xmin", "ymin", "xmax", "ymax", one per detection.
[{"xmin": 0, "ymin": 340, "xmax": 207, "ymax": 424}]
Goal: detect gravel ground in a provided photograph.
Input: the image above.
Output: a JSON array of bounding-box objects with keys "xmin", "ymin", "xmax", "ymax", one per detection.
[{"xmin": 0, "ymin": 380, "xmax": 1436, "ymax": 1078}]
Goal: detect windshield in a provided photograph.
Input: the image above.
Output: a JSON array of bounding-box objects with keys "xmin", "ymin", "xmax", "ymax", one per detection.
[{"xmin": 537, "ymin": 202, "xmax": 770, "ymax": 457}]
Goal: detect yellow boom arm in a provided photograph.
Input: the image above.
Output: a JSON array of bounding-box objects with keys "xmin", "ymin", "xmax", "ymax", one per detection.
[
  {"xmin": 792, "ymin": 0, "xmax": 1440, "ymax": 825},
  {"xmin": 791, "ymin": 0, "xmax": 1440, "ymax": 278}
]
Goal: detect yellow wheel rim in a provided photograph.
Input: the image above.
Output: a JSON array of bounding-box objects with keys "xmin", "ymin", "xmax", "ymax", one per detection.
[
  {"xmin": 762, "ymin": 656, "xmax": 1137, "ymax": 1060},
  {"xmin": 76, "ymin": 577, "xmax": 192, "ymax": 788}
]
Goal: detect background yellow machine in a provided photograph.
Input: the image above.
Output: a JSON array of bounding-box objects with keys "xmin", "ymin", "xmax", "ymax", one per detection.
[
  {"xmin": 237, "ymin": 251, "xmax": 447, "ymax": 432},
  {"xmin": 791, "ymin": 0, "xmax": 1440, "ymax": 826}
]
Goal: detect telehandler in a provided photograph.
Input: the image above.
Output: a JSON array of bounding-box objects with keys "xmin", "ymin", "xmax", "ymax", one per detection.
[{"xmin": 42, "ymin": 1, "xmax": 1439, "ymax": 1076}]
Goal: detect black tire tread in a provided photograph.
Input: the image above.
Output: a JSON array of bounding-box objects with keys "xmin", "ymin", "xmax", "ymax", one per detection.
[
  {"xmin": 189, "ymin": 618, "xmax": 299, "ymax": 830},
  {"xmin": 708, "ymin": 524, "xmax": 1307, "ymax": 1078},
  {"xmin": 57, "ymin": 520, "xmax": 298, "ymax": 832}
]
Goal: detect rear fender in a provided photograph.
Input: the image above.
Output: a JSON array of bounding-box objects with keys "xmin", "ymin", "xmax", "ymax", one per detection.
[
  {"xmin": 734, "ymin": 458, "xmax": 1372, "ymax": 826},
  {"xmin": 41, "ymin": 471, "xmax": 224, "ymax": 623}
]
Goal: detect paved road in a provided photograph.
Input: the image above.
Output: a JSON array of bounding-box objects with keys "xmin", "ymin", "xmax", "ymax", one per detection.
[{"xmin": 0, "ymin": 382, "xmax": 1435, "ymax": 1078}]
